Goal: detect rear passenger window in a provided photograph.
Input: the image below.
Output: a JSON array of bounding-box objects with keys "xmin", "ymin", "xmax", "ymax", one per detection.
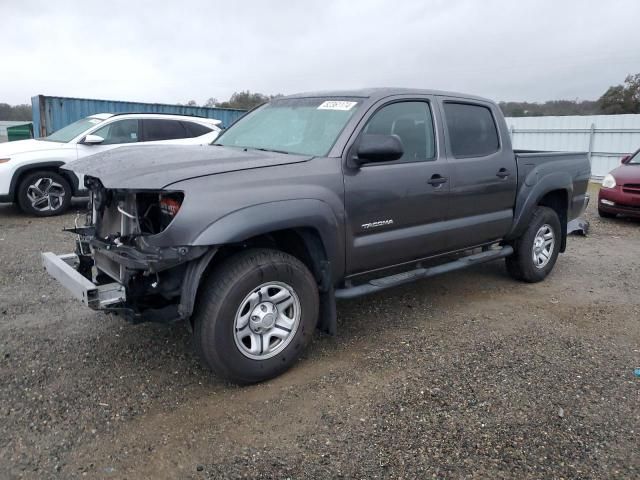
[
  {"xmin": 444, "ymin": 103, "xmax": 499, "ymax": 158},
  {"xmin": 142, "ymin": 120, "xmax": 187, "ymax": 141},
  {"xmin": 363, "ymin": 102, "xmax": 436, "ymax": 162},
  {"xmin": 181, "ymin": 121, "xmax": 213, "ymax": 138}
]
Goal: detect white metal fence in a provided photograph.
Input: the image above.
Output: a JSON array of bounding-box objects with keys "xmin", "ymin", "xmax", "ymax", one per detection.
[{"xmin": 505, "ymin": 114, "xmax": 640, "ymax": 180}]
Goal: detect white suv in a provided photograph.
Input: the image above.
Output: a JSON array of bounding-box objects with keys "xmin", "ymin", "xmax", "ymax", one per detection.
[{"xmin": 0, "ymin": 113, "xmax": 221, "ymax": 216}]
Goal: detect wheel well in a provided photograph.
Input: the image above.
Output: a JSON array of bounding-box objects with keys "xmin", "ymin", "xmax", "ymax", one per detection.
[
  {"xmin": 12, "ymin": 164, "xmax": 80, "ymax": 200},
  {"xmin": 186, "ymin": 228, "xmax": 331, "ymax": 331},
  {"xmin": 208, "ymin": 228, "xmax": 329, "ymax": 287},
  {"xmin": 538, "ymin": 189, "xmax": 568, "ymax": 252}
]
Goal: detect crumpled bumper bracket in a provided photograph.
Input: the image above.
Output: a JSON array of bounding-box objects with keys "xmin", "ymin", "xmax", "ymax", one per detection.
[
  {"xmin": 41, "ymin": 252, "xmax": 126, "ymax": 309},
  {"xmin": 90, "ymin": 238, "xmax": 207, "ymax": 273}
]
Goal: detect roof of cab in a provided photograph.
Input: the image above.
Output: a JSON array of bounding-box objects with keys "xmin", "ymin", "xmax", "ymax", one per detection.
[{"xmin": 282, "ymin": 87, "xmax": 493, "ymax": 104}]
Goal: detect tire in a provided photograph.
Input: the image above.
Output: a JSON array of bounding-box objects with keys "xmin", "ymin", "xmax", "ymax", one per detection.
[
  {"xmin": 598, "ymin": 208, "xmax": 617, "ymax": 219},
  {"xmin": 17, "ymin": 171, "xmax": 71, "ymax": 217},
  {"xmin": 193, "ymin": 248, "xmax": 319, "ymax": 384},
  {"xmin": 505, "ymin": 206, "xmax": 561, "ymax": 283}
]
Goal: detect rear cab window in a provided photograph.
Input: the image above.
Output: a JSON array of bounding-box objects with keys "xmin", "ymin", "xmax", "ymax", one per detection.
[{"xmin": 443, "ymin": 102, "xmax": 500, "ymax": 158}]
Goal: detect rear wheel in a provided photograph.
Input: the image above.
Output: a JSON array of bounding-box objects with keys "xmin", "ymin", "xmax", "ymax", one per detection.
[
  {"xmin": 506, "ymin": 206, "xmax": 561, "ymax": 283},
  {"xmin": 598, "ymin": 208, "xmax": 617, "ymax": 219},
  {"xmin": 17, "ymin": 171, "xmax": 71, "ymax": 216},
  {"xmin": 193, "ymin": 248, "xmax": 319, "ymax": 384}
]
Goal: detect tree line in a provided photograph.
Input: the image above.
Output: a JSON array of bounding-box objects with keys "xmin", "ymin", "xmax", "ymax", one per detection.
[
  {"xmin": 188, "ymin": 74, "xmax": 640, "ymax": 117},
  {"xmin": 182, "ymin": 91, "xmax": 283, "ymax": 110},
  {"xmin": 0, "ymin": 103, "xmax": 32, "ymax": 121},
  {"xmin": 499, "ymin": 73, "xmax": 639, "ymax": 117},
  {"xmin": 3, "ymin": 74, "xmax": 640, "ymax": 120}
]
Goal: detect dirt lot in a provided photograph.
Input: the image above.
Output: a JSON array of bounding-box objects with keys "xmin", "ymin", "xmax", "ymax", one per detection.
[{"xmin": 0, "ymin": 185, "xmax": 638, "ymax": 479}]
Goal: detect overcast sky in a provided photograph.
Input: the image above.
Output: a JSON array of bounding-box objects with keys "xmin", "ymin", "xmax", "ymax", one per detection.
[{"xmin": 2, "ymin": 0, "xmax": 639, "ymax": 106}]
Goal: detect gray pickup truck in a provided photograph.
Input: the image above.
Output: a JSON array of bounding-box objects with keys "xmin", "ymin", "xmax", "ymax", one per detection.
[{"xmin": 42, "ymin": 88, "xmax": 590, "ymax": 383}]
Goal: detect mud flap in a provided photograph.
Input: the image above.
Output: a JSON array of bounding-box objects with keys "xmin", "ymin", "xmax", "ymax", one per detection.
[
  {"xmin": 317, "ymin": 287, "xmax": 337, "ymax": 336},
  {"xmin": 315, "ymin": 259, "xmax": 337, "ymax": 336}
]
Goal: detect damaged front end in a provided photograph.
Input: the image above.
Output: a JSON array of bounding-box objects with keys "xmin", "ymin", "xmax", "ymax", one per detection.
[{"xmin": 42, "ymin": 176, "xmax": 209, "ymax": 324}]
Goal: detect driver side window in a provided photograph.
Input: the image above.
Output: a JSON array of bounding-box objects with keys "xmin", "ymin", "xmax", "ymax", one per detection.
[
  {"xmin": 92, "ymin": 119, "xmax": 139, "ymax": 145},
  {"xmin": 363, "ymin": 101, "xmax": 436, "ymax": 162}
]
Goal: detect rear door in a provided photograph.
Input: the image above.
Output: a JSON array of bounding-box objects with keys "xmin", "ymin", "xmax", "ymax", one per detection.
[
  {"xmin": 344, "ymin": 97, "xmax": 450, "ymax": 274},
  {"xmin": 438, "ymin": 99, "xmax": 517, "ymax": 250}
]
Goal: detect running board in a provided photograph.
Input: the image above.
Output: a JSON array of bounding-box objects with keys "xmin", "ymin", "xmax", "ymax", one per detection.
[{"xmin": 335, "ymin": 246, "xmax": 514, "ymax": 299}]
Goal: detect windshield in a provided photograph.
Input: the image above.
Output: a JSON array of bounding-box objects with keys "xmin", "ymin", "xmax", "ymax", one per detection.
[
  {"xmin": 629, "ymin": 151, "xmax": 640, "ymax": 165},
  {"xmin": 215, "ymin": 97, "xmax": 362, "ymax": 156},
  {"xmin": 43, "ymin": 117, "xmax": 104, "ymax": 143}
]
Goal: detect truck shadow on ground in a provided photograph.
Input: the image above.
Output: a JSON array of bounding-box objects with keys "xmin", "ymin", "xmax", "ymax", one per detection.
[{"xmin": 85, "ymin": 259, "xmax": 516, "ymax": 390}]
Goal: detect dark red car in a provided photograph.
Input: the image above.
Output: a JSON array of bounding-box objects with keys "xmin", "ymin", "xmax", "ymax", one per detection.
[{"xmin": 598, "ymin": 149, "xmax": 640, "ymax": 219}]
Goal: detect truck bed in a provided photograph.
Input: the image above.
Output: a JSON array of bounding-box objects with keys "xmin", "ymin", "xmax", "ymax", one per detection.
[{"xmin": 512, "ymin": 150, "xmax": 591, "ymax": 232}]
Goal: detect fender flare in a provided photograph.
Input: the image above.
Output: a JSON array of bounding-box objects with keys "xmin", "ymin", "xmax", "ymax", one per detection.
[
  {"xmin": 507, "ymin": 171, "xmax": 572, "ymax": 241},
  {"xmin": 192, "ymin": 199, "xmax": 345, "ymax": 281}
]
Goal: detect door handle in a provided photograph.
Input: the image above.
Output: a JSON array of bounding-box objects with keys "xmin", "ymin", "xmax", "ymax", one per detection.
[
  {"xmin": 427, "ymin": 174, "xmax": 448, "ymax": 186},
  {"xmin": 496, "ymin": 168, "xmax": 510, "ymax": 178}
]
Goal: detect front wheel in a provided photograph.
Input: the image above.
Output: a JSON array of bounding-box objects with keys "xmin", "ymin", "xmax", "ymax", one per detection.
[
  {"xmin": 506, "ymin": 206, "xmax": 561, "ymax": 283},
  {"xmin": 17, "ymin": 171, "xmax": 71, "ymax": 216},
  {"xmin": 193, "ymin": 248, "xmax": 319, "ymax": 384}
]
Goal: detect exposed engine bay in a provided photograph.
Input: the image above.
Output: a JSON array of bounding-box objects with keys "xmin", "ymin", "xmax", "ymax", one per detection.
[{"xmin": 67, "ymin": 176, "xmax": 208, "ymax": 323}]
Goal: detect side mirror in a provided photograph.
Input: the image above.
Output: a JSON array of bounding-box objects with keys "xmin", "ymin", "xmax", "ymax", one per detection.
[
  {"xmin": 81, "ymin": 134, "xmax": 105, "ymax": 145},
  {"xmin": 355, "ymin": 134, "xmax": 404, "ymax": 165},
  {"xmin": 621, "ymin": 155, "xmax": 631, "ymax": 164}
]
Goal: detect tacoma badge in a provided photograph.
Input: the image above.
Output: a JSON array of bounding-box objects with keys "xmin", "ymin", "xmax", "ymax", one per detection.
[{"xmin": 361, "ymin": 219, "xmax": 394, "ymax": 229}]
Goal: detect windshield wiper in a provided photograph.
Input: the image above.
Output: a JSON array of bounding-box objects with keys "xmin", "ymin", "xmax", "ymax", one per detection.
[
  {"xmin": 251, "ymin": 147, "xmax": 289, "ymax": 154},
  {"xmin": 211, "ymin": 144, "xmax": 289, "ymax": 154}
]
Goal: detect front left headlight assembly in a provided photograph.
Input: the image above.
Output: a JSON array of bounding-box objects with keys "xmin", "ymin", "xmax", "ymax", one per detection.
[
  {"xmin": 136, "ymin": 191, "xmax": 184, "ymax": 235},
  {"xmin": 602, "ymin": 174, "xmax": 616, "ymax": 189}
]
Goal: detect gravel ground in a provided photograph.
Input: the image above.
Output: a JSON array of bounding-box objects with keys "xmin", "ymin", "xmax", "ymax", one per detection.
[{"xmin": 0, "ymin": 185, "xmax": 638, "ymax": 479}]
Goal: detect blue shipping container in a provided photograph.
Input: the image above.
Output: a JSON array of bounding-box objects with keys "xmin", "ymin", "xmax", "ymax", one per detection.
[{"xmin": 31, "ymin": 95, "xmax": 247, "ymax": 137}]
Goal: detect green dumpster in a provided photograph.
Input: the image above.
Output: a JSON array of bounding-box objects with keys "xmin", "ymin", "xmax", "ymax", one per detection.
[{"xmin": 7, "ymin": 123, "xmax": 34, "ymax": 141}]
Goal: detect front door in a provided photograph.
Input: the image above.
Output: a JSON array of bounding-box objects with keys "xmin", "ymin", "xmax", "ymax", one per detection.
[{"xmin": 344, "ymin": 99, "xmax": 450, "ymax": 275}]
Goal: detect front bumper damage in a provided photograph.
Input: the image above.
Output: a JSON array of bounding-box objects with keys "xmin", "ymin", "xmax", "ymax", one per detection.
[
  {"xmin": 41, "ymin": 181, "xmax": 211, "ymax": 324},
  {"xmin": 42, "ymin": 237, "xmax": 209, "ymax": 323},
  {"xmin": 42, "ymin": 239, "xmax": 207, "ymax": 321},
  {"xmin": 42, "ymin": 252, "xmax": 126, "ymax": 309}
]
